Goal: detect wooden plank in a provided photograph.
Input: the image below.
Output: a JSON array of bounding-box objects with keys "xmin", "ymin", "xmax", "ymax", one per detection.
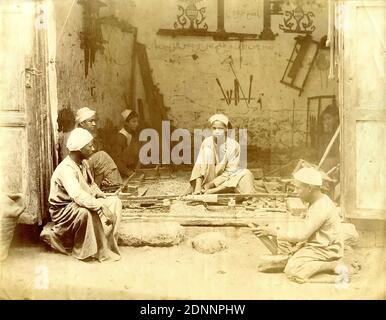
[
  {"xmin": 121, "ymin": 215, "xmax": 302, "ymax": 227},
  {"xmin": 136, "ymin": 42, "xmax": 165, "ymax": 132},
  {"xmin": 0, "ymin": 113, "xmax": 27, "ymax": 127},
  {"xmin": 347, "ymin": 209, "xmax": 386, "ymax": 221},
  {"xmin": 157, "ymin": 29, "xmax": 258, "ymax": 40}
]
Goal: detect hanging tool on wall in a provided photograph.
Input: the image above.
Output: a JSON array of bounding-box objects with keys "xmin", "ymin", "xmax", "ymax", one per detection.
[
  {"xmin": 280, "ymin": 36, "xmax": 319, "ymax": 96},
  {"xmin": 216, "ymin": 78, "xmax": 230, "ymax": 105},
  {"xmin": 239, "ymin": 40, "xmax": 243, "ymax": 68},
  {"xmin": 291, "ymin": 99, "xmax": 295, "ymax": 148},
  {"xmin": 218, "ymin": 55, "xmax": 257, "ymax": 110},
  {"xmin": 248, "ymin": 75, "xmax": 253, "ymax": 103},
  {"xmin": 227, "ymin": 56, "xmax": 250, "ymax": 109},
  {"xmin": 234, "ymin": 79, "xmax": 239, "ymax": 106},
  {"xmin": 315, "ymin": 38, "xmax": 330, "ymax": 90}
]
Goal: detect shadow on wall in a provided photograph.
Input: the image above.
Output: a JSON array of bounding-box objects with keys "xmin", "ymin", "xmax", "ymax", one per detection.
[
  {"xmin": 97, "ymin": 119, "xmax": 119, "ymax": 155},
  {"xmin": 57, "ymin": 106, "xmax": 75, "ymax": 133}
]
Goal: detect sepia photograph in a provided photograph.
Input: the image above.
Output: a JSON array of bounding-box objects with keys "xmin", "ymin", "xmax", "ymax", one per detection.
[{"xmin": 0, "ymin": 0, "xmax": 385, "ymax": 302}]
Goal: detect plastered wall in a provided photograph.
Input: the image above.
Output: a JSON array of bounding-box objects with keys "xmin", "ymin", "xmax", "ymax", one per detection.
[{"xmin": 54, "ymin": 0, "xmax": 134, "ymax": 128}]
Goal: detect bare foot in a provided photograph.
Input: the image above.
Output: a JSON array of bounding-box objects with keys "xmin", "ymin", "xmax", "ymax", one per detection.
[
  {"xmin": 335, "ymin": 260, "xmax": 361, "ymax": 277},
  {"xmin": 98, "ymin": 249, "xmax": 121, "ymax": 262}
]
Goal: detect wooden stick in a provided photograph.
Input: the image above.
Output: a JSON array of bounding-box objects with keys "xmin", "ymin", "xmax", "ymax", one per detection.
[
  {"xmin": 248, "ymin": 223, "xmax": 278, "ymax": 254},
  {"xmin": 248, "ymin": 75, "xmax": 253, "ymax": 103},
  {"xmin": 114, "ymin": 171, "xmax": 136, "ymax": 195},
  {"xmin": 216, "ymin": 78, "xmax": 230, "ymax": 104},
  {"xmin": 111, "ymin": 192, "xmax": 296, "ymax": 200},
  {"xmin": 318, "ymin": 124, "xmax": 340, "ymax": 169},
  {"xmin": 291, "ymin": 99, "xmax": 295, "ymax": 148}
]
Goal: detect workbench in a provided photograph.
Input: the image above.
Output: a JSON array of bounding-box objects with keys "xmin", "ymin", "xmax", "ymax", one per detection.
[{"xmin": 119, "ymin": 170, "xmax": 304, "ymax": 228}]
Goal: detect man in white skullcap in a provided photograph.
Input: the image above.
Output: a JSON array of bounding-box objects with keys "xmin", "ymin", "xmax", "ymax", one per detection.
[
  {"xmin": 188, "ymin": 113, "xmax": 255, "ymax": 195},
  {"xmin": 40, "ymin": 128, "xmax": 122, "ymax": 262},
  {"xmin": 73, "ymin": 107, "xmax": 122, "ymax": 192},
  {"xmin": 110, "ymin": 109, "xmax": 141, "ymax": 179},
  {"xmin": 251, "ymin": 167, "xmax": 346, "ymax": 283}
]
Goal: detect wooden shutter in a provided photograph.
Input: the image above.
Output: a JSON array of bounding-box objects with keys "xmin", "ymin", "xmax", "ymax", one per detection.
[{"xmin": 341, "ymin": 0, "xmax": 386, "ymax": 219}]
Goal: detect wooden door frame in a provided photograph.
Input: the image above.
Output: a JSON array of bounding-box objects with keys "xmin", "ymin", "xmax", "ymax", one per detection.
[
  {"xmin": 18, "ymin": 1, "xmax": 54, "ymax": 225},
  {"xmin": 340, "ymin": 0, "xmax": 386, "ymax": 220}
]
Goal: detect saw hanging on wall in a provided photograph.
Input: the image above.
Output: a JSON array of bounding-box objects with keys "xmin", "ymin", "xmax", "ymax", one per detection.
[{"xmin": 280, "ymin": 35, "xmax": 320, "ymax": 96}]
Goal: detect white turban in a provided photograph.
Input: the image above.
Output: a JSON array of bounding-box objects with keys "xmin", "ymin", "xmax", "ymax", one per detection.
[
  {"xmin": 75, "ymin": 107, "xmax": 96, "ymax": 124},
  {"xmin": 209, "ymin": 114, "xmax": 229, "ymax": 127},
  {"xmin": 293, "ymin": 167, "xmax": 322, "ymax": 186},
  {"xmin": 121, "ymin": 109, "xmax": 133, "ymax": 121},
  {"xmin": 66, "ymin": 128, "xmax": 94, "ymax": 151}
]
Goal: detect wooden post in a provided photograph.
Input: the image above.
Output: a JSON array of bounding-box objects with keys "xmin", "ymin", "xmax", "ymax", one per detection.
[
  {"xmin": 259, "ymin": 0, "xmax": 276, "ymax": 40},
  {"xmin": 217, "ymin": 0, "xmax": 225, "ymax": 32}
]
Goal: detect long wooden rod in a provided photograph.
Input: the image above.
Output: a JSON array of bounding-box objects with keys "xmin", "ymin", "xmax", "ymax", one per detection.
[{"xmin": 318, "ymin": 124, "xmax": 340, "ymax": 169}]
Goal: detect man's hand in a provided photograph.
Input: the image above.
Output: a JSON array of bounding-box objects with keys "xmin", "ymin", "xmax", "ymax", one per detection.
[
  {"xmin": 101, "ymin": 205, "xmax": 116, "ymax": 226},
  {"xmin": 250, "ymin": 223, "xmax": 277, "ymax": 237},
  {"xmin": 96, "ymin": 191, "xmax": 106, "ymax": 199}
]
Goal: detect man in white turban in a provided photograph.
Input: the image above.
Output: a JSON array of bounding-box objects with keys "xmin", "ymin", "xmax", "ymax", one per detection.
[
  {"xmin": 188, "ymin": 113, "xmax": 255, "ymax": 195},
  {"xmin": 250, "ymin": 167, "xmax": 347, "ymax": 283},
  {"xmin": 40, "ymin": 128, "xmax": 122, "ymax": 262},
  {"xmin": 74, "ymin": 107, "xmax": 122, "ymax": 192}
]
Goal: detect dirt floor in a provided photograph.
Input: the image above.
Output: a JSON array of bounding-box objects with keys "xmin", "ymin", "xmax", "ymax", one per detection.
[
  {"xmin": 1, "ymin": 227, "xmax": 385, "ymax": 300},
  {"xmin": 1, "ymin": 171, "xmax": 384, "ymax": 300}
]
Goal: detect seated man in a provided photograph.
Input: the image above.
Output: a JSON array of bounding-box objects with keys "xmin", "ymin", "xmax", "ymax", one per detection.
[
  {"xmin": 40, "ymin": 128, "xmax": 121, "ymax": 262},
  {"xmin": 75, "ymin": 107, "xmax": 122, "ymax": 192},
  {"xmin": 251, "ymin": 167, "xmax": 345, "ymax": 283},
  {"xmin": 110, "ymin": 109, "xmax": 141, "ymax": 179},
  {"xmin": 189, "ymin": 114, "xmax": 255, "ymax": 195}
]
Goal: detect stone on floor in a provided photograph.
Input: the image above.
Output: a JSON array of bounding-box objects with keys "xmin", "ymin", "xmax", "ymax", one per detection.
[
  {"xmin": 191, "ymin": 231, "xmax": 227, "ymax": 254},
  {"xmin": 118, "ymin": 222, "xmax": 185, "ymax": 247}
]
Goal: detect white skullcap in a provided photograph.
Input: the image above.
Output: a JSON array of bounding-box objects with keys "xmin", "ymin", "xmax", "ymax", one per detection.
[
  {"xmin": 293, "ymin": 167, "xmax": 323, "ymax": 186},
  {"xmin": 66, "ymin": 128, "xmax": 94, "ymax": 151},
  {"xmin": 121, "ymin": 109, "xmax": 133, "ymax": 121},
  {"xmin": 209, "ymin": 114, "xmax": 229, "ymax": 127},
  {"xmin": 75, "ymin": 107, "xmax": 96, "ymax": 124}
]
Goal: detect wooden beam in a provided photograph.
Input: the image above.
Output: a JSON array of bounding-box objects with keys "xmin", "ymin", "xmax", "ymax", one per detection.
[
  {"xmin": 121, "ymin": 214, "xmax": 302, "ymax": 227},
  {"xmin": 157, "ymin": 28, "xmax": 257, "ymax": 40},
  {"xmin": 259, "ymin": 0, "xmax": 276, "ymax": 40},
  {"xmin": 217, "ymin": 0, "xmax": 225, "ymax": 32}
]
